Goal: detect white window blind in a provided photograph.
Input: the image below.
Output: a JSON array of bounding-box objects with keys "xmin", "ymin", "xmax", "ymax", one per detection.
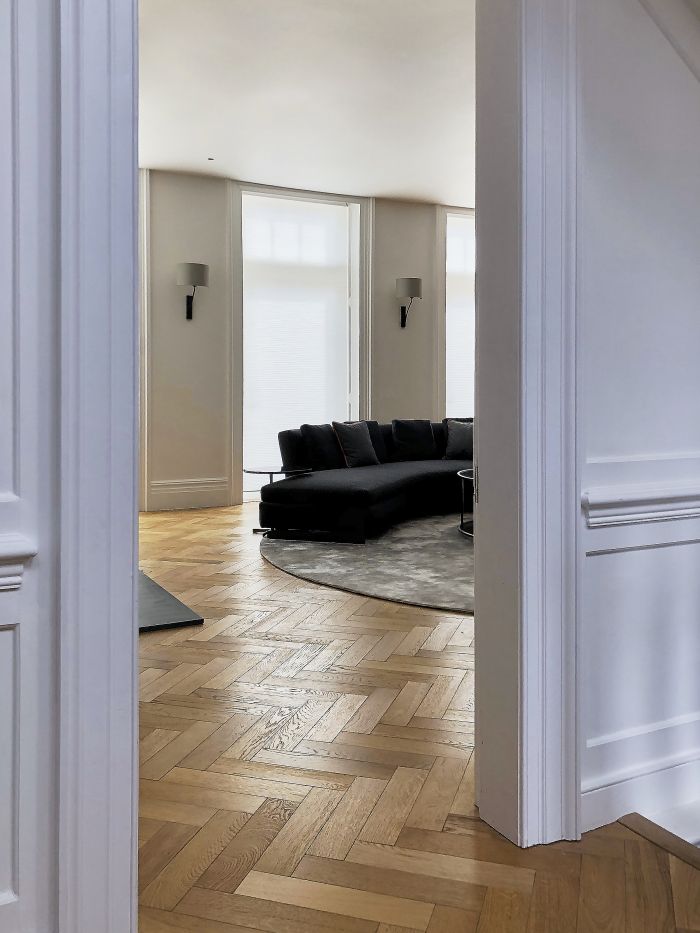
[
  {"xmin": 242, "ymin": 193, "xmax": 358, "ymax": 492},
  {"xmin": 445, "ymin": 211, "xmax": 476, "ymax": 418}
]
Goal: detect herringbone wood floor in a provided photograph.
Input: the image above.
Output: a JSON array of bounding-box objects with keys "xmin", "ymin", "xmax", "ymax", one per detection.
[{"xmin": 138, "ymin": 504, "xmax": 700, "ymax": 933}]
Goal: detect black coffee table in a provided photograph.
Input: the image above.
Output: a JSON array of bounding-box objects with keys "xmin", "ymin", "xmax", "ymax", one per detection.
[{"xmin": 457, "ymin": 469, "xmax": 474, "ymax": 538}]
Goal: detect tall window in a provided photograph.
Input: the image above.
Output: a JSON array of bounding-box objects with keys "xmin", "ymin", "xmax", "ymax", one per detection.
[
  {"xmin": 242, "ymin": 193, "xmax": 359, "ymax": 492},
  {"xmin": 445, "ymin": 211, "xmax": 476, "ymax": 418}
]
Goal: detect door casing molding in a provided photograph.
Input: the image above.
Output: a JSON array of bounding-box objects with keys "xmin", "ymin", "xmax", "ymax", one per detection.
[
  {"xmin": 475, "ymin": 0, "xmax": 580, "ymax": 846},
  {"xmin": 58, "ymin": 0, "xmax": 138, "ymax": 929}
]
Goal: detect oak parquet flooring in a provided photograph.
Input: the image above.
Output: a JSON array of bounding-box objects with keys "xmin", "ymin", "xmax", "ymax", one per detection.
[{"xmin": 139, "ymin": 504, "xmax": 700, "ymax": 932}]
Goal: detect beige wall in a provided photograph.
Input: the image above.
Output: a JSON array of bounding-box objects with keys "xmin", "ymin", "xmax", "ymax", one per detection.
[
  {"xmin": 142, "ymin": 170, "xmax": 234, "ymax": 510},
  {"xmin": 141, "ymin": 173, "xmax": 445, "ymax": 510},
  {"xmin": 370, "ymin": 200, "xmax": 441, "ymax": 422}
]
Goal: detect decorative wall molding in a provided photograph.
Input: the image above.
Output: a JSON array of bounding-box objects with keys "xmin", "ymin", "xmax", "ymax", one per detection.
[
  {"xmin": 584, "ymin": 711, "xmax": 700, "ymax": 812},
  {"xmin": 0, "ymin": 534, "xmax": 37, "ymax": 591},
  {"xmin": 582, "ymin": 750, "xmax": 700, "ymax": 832},
  {"xmin": 148, "ymin": 476, "xmax": 231, "ymax": 510},
  {"xmin": 582, "ymin": 479, "xmax": 700, "ymax": 527},
  {"xmin": 0, "ymin": 0, "xmax": 19, "ymax": 502},
  {"xmin": 588, "ymin": 708, "xmax": 700, "ymax": 749},
  {"xmin": 150, "ymin": 477, "xmax": 229, "ymax": 493}
]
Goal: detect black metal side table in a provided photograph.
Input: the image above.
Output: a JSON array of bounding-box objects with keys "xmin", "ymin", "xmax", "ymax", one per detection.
[
  {"xmin": 243, "ymin": 467, "xmax": 311, "ymax": 487},
  {"xmin": 457, "ymin": 468, "xmax": 474, "ymax": 538},
  {"xmin": 243, "ymin": 467, "xmax": 312, "ymax": 535}
]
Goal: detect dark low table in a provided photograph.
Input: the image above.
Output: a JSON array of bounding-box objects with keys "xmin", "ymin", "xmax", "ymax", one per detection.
[
  {"xmin": 457, "ymin": 468, "xmax": 474, "ymax": 538},
  {"xmin": 244, "ymin": 467, "xmax": 312, "ymax": 534}
]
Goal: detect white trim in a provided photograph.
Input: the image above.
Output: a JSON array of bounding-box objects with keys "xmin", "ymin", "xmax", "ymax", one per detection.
[
  {"xmin": 584, "ymin": 712, "xmax": 700, "ymax": 810},
  {"xmin": 148, "ymin": 477, "xmax": 231, "ymax": 511},
  {"xmin": 474, "ymin": 0, "xmax": 580, "ymax": 846},
  {"xmin": 139, "ymin": 168, "xmax": 151, "ymax": 511},
  {"xmin": 359, "ymin": 197, "xmax": 374, "ymax": 420},
  {"xmin": 588, "ymin": 709, "xmax": 700, "ymax": 748},
  {"xmin": 150, "ymin": 477, "xmax": 230, "ymax": 491},
  {"xmin": 230, "ymin": 181, "xmax": 244, "ymax": 505},
  {"xmin": 0, "ymin": 533, "xmax": 36, "ymax": 591},
  {"xmin": 58, "ymin": 0, "xmax": 138, "ymax": 929},
  {"xmin": 519, "ymin": 0, "xmax": 580, "ymax": 844},
  {"xmin": 583, "ymin": 480, "xmax": 700, "ymax": 527},
  {"xmin": 582, "ymin": 753, "xmax": 700, "ymax": 832},
  {"xmin": 434, "ymin": 205, "xmax": 447, "ymax": 421}
]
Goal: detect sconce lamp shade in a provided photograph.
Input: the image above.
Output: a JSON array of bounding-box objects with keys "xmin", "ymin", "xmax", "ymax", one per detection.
[
  {"xmin": 176, "ymin": 262, "xmax": 209, "ymax": 288},
  {"xmin": 395, "ymin": 277, "xmax": 422, "ymax": 300}
]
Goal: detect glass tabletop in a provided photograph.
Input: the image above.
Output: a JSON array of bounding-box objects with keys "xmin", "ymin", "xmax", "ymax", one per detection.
[{"xmin": 243, "ymin": 468, "xmax": 311, "ymax": 475}]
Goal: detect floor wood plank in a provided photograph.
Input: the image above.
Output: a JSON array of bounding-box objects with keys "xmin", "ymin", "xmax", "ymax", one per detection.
[{"xmin": 138, "ymin": 505, "xmax": 688, "ymax": 933}]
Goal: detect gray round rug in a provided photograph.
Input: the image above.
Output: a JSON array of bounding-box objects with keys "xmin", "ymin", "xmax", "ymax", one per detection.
[{"xmin": 260, "ymin": 513, "xmax": 473, "ymax": 613}]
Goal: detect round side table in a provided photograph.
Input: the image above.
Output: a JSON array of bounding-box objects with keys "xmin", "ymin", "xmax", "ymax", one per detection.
[
  {"xmin": 243, "ymin": 467, "xmax": 311, "ymax": 487},
  {"xmin": 243, "ymin": 467, "xmax": 312, "ymax": 535},
  {"xmin": 457, "ymin": 468, "xmax": 474, "ymax": 538}
]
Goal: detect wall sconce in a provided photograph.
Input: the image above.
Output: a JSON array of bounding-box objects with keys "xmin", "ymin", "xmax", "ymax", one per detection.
[
  {"xmin": 395, "ymin": 277, "xmax": 422, "ymax": 328},
  {"xmin": 176, "ymin": 262, "xmax": 209, "ymax": 320}
]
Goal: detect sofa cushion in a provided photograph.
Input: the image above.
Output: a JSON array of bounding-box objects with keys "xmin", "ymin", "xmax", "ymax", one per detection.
[
  {"xmin": 366, "ymin": 420, "xmax": 389, "ymax": 463},
  {"xmin": 377, "ymin": 423, "xmax": 394, "ymax": 462},
  {"xmin": 261, "ymin": 459, "xmax": 471, "ymax": 507},
  {"xmin": 278, "ymin": 428, "xmax": 310, "ymax": 472},
  {"xmin": 431, "ymin": 421, "xmax": 447, "ymax": 458},
  {"xmin": 445, "ymin": 419, "xmax": 474, "ymax": 459},
  {"xmin": 300, "ymin": 423, "xmax": 345, "ymax": 471},
  {"xmin": 391, "ymin": 420, "xmax": 436, "ymax": 461},
  {"xmin": 333, "ymin": 421, "xmax": 380, "ymax": 468}
]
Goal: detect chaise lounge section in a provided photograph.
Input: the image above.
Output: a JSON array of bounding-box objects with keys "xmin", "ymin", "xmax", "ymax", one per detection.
[{"xmin": 259, "ymin": 419, "xmax": 473, "ymax": 542}]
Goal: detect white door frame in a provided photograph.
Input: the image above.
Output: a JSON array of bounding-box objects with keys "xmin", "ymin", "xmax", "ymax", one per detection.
[
  {"xmin": 58, "ymin": 0, "xmax": 138, "ymax": 929},
  {"xmin": 47, "ymin": 1, "xmax": 585, "ymax": 928},
  {"xmin": 475, "ymin": 0, "xmax": 581, "ymax": 846}
]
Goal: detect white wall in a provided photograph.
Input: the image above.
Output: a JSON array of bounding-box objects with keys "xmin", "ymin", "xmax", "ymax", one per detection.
[
  {"xmin": 141, "ymin": 176, "xmax": 450, "ymax": 510},
  {"xmin": 142, "ymin": 170, "xmax": 236, "ymax": 510},
  {"xmin": 578, "ymin": 0, "xmax": 700, "ymax": 828},
  {"xmin": 370, "ymin": 199, "xmax": 441, "ymax": 421}
]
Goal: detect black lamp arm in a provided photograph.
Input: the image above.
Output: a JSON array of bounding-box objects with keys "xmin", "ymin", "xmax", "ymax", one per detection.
[
  {"xmin": 400, "ymin": 296, "xmax": 414, "ymax": 328},
  {"xmin": 186, "ymin": 285, "xmax": 197, "ymax": 320}
]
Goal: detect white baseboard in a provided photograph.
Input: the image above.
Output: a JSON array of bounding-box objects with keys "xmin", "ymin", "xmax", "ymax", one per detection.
[
  {"xmin": 147, "ymin": 477, "xmax": 231, "ymax": 511},
  {"xmin": 582, "ymin": 750, "xmax": 700, "ymax": 831}
]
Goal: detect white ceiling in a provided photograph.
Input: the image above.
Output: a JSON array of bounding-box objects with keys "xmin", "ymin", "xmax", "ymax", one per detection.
[{"xmin": 139, "ymin": 0, "xmax": 476, "ymax": 207}]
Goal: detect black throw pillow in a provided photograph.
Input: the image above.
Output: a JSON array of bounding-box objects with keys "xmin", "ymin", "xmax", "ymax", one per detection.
[
  {"xmin": 366, "ymin": 420, "xmax": 389, "ymax": 463},
  {"xmin": 332, "ymin": 421, "xmax": 380, "ymax": 468},
  {"xmin": 391, "ymin": 419, "xmax": 436, "ymax": 461},
  {"xmin": 300, "ymin": 423, "xmax": 346, "ymax": 471},
  {"xmin": 445, "ymin": 419, "xmax": 474, "ymax": 459}
]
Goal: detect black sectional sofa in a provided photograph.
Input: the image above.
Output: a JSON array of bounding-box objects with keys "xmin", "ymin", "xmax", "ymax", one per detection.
[{"xmin": 259, "ymin": 419, "xmax": 473, "ymax": 542}]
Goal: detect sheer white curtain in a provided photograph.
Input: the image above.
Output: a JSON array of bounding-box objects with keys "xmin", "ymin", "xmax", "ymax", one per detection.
[
  {"xmin": 242, "ymin": 193, "xmax": 358, "ymax": 492},
  {"xmin": 445, "ymin": 211, "xmax": 476, "ymax": 418}
]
